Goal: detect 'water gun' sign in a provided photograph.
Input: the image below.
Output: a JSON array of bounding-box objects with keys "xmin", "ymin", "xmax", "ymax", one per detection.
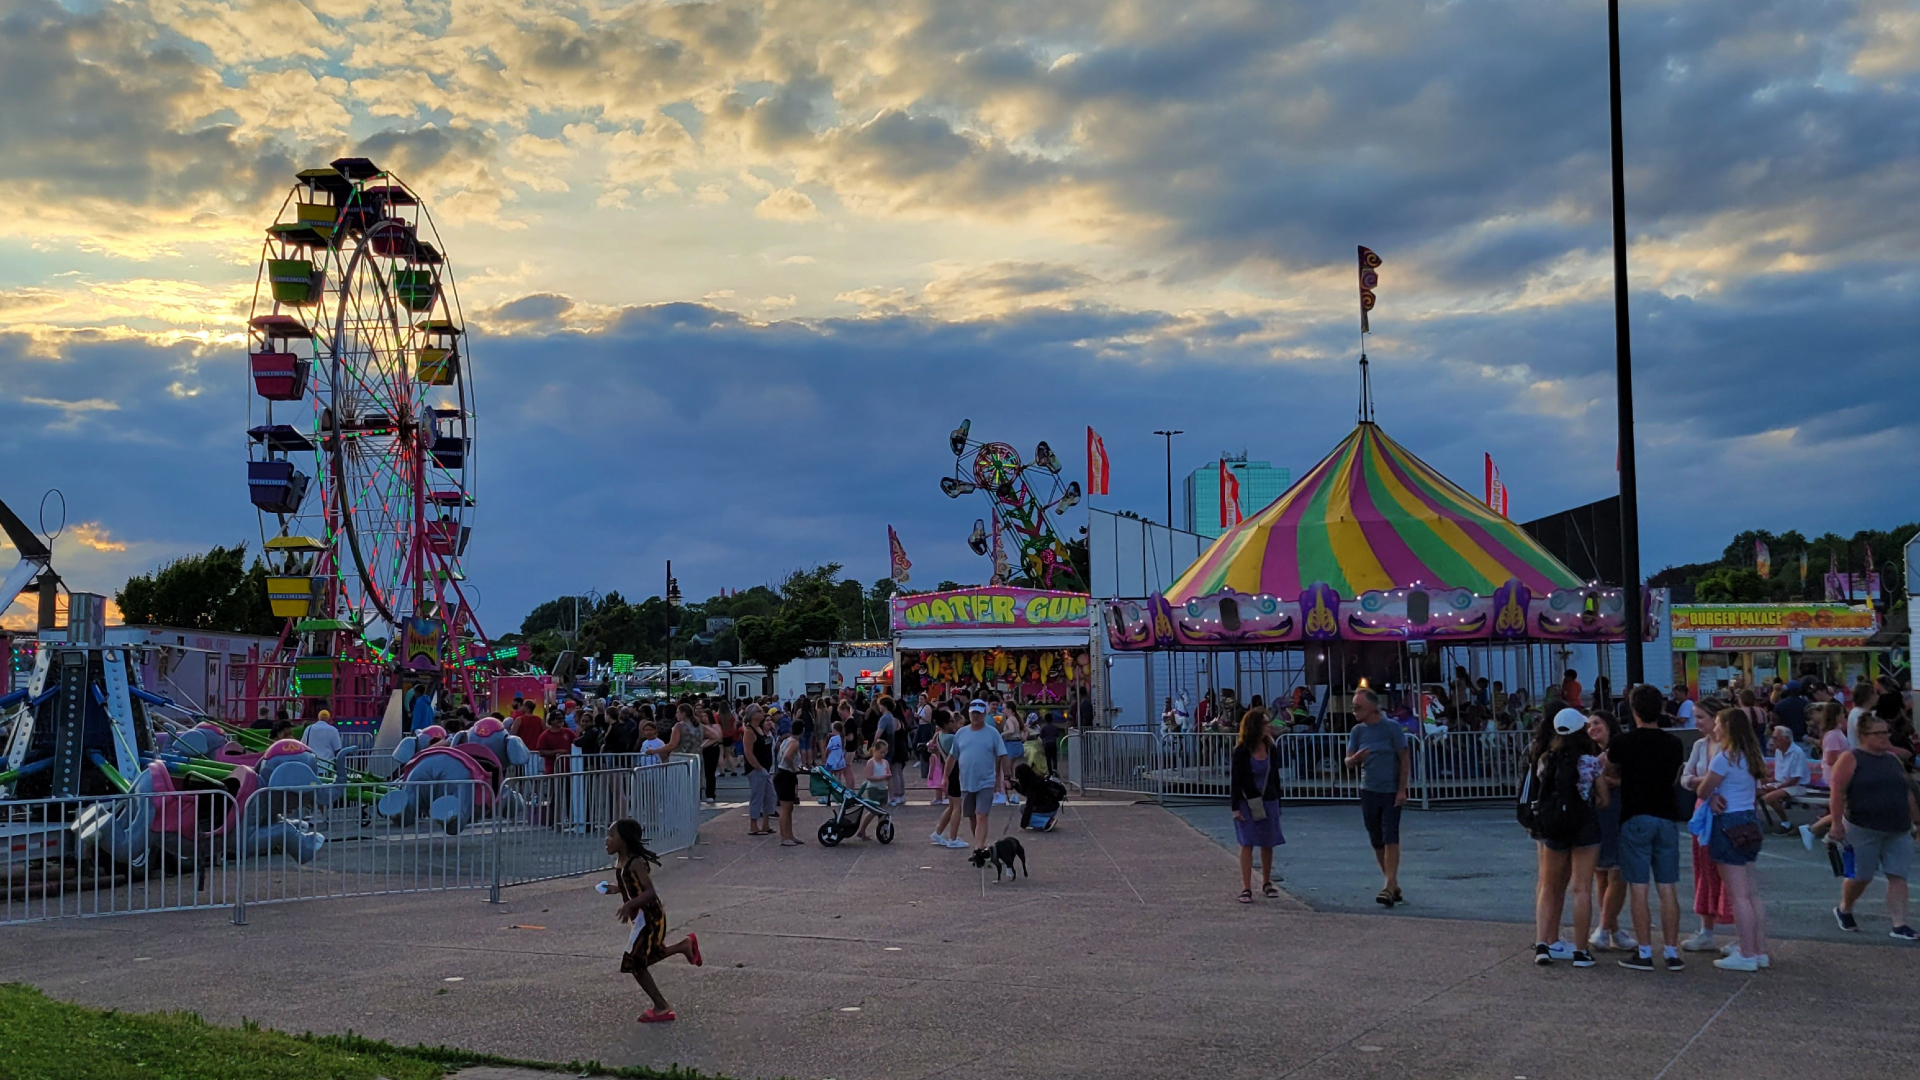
[{"xmin": 892, "ymin": 587, "xmax": 1090, "ymax": 631}]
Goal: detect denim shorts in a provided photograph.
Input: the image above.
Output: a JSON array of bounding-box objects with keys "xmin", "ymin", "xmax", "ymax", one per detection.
[
  {"xmin": 1708, "ymin": 810, "xmax": 1761, "ymax": 867},
  {"xmin": 1359, "ymin": 789, "xmax": 1402, "ymax": 849},
  {"xmin": 1617, "ymin": 815, "xmax": 1679, "ymax": 885},
  {"xmin": 1594, "ymin": 797, "xmax": 1622, "ymax": 869}
]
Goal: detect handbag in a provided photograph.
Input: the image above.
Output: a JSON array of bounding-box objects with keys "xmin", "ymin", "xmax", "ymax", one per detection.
[
  {"xmin": 928, "ymin": 754, "xmax": 945, "ymax": 789},
  {"xmin": 1722, "ymin": 817, "xmax": 1764, "ymax": 856}
]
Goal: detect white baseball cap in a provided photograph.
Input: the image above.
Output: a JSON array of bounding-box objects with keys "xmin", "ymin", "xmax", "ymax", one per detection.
[
  {"xmin": 1553, "ymin": 708, "xmax": 1587, "ymax": 735},
  {"xmin": 969, "ymin": 699, "xmax": 989, "ymax": 713}
]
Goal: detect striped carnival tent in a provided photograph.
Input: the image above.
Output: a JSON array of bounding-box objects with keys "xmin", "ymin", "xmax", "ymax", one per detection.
[
  {"xmin": 1169, "ymin": 422, "xmax": 1582, "ymax": 603},
  {"xmin": 1102, "ymin": 422, "xmax": 1633, "ymax": 650}
]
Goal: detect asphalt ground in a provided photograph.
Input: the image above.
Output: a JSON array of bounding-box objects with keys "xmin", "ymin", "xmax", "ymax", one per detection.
[
  {"xmin": 0, "ymin": 779, "xmax": 1914, "ymax": 1080},
  {"xmin": 1169, "ymin": 800, "xmax": 1917, "ymax": 946}
]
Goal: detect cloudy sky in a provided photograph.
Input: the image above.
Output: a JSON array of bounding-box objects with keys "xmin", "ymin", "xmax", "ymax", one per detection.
[{"xmin": 3, "ymin": 0, "xmax": 1916, "ymax": 633}]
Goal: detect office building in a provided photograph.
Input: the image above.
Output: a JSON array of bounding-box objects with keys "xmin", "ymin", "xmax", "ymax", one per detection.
[{"xmin": 1184, "ymin": 453, "xmax": 1290, "ymax": 539}]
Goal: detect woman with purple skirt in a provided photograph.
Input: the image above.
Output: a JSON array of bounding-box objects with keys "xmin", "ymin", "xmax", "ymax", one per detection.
[{"xmin": 1231, "ymin": 707, "xmax": 1286, "ymax": 903}]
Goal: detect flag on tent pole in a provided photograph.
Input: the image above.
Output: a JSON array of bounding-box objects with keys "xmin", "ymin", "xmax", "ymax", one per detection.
[
  {"xmin": 1086, "ymin": 427, "xmax": 1110, "ymax": 496},
  {"xmin": 1755, "ymin": 539, "xmax": 1771, "ymax": 579},
  {"xmin": 1799, "ymin": 549, "xmax": 1808, "ymax": 587},
  {"xmin": 888, "ymin": 526, "xmax": 912, "ymax": 585},
  {"xmin": 1218, "ymin": 459, "xmax": 1242, "ymax": 528},
  {"xmin": 1483, "ymin": 453, "xmax": 1509, "ymax": 518},
  {"xmin": 1358, "ymin": 246, "xmax": 1382, "ymax": 334}
]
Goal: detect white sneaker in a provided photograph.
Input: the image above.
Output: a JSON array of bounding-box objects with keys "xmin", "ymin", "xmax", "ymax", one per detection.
[
  {"xmin": 929, "ymin": 832, "xmax": 946, "ymax": 845},
  {"xmin": 1611, "ymin": 930, "xmax": 1637, "ymax": 951},
  {"xmin": 1588, "ymin": 929, "xmax": 1614, "ymax": 951},
  {"xmin": 1717, "ymin": 945, "xmax": 1769, "ymax": 968},
  {"xmin": 1547, "ymin": 940, "xmax": 1576, "ymax": 960},
  {"xmin": 1799, "ymin": 825, "xmax": 1816, "ymax": 851},
  {"xmin": 1681, "ymin": 928, "xmax": 1717, "ymax": 952},
  {"xmin": 943, "ymin": 837, "xmax": 970, "ymax": 849},
  {"xmin": 992, "ymin": 793, "xmax": 1007, "ymax": 805},
  {"xmin": 1713, "ymin": 953, "xmax": 1759, "ymax": 972}
]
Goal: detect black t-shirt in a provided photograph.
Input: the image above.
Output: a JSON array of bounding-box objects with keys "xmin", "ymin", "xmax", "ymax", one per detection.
[
  {"xmin": 747, "ymin": 732, "xmax": 772, "ymax": 772},
  {"xmin": 1773, "ymin": 695, "xmax": 1808, "ymax": 742},
  {"xmin": 1610, "ymin": 726, "xmax": 1685, "ymax": 822}
]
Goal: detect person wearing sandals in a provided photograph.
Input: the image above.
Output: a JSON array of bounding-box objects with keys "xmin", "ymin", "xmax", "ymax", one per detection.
[
  {"xmin": 604, "ymin": 818, "xmax": 701, "ymax": 1023},
  {"xmin": 1230, "ymin": 707, "xmax": 1285, "ymax": 903},
  {"xmin": 1344, "ymin": 688, "xmax": 1409, "ymax": 907}
]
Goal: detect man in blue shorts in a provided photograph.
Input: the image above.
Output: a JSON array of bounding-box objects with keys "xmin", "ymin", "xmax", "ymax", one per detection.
[
  {"xmin": 1606, "ymin": 683, "xmax": 1687, "ymax": 971},
  {"xmin": 1344, "ymin": 688, "xmax": 1409, "ymax": 907}
]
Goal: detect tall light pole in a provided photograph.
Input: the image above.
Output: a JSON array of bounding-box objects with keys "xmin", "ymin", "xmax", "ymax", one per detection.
[
  {"xmin": 1607, "ymin": 0, "xmax": 1644, "ymax": 685},
  {"xmin": 1153, "ymin": 430, "xmax": 1183, "ymax": 530},
  {"xmin": 665, "ymin": 562, "xmax": 682, "ymax": 701}
]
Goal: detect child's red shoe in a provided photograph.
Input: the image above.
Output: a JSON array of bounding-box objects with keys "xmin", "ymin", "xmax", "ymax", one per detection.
[{"xmin": 637, "ymin": 1008, "xmax": 676, "ymax": 1023}]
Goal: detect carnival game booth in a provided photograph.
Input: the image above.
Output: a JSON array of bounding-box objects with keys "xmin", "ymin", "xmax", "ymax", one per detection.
[
  {"xmin": 1105, "ymin": 422, "xmax": 1645, "ymax": 727},
  {"xmin": 891, "ymin": 587, "xmax": 1092, "ymax": 706},
  {"xmin": 1669, "ymin": 603, "xmax": 1881, "ymax": 697}
]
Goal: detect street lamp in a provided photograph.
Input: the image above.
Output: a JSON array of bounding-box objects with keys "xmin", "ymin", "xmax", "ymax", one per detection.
[
  {"xmin": 1606, "ymin": 0, "xmax": 1644, "ymax": 684},
  {"xmin": 1152, "ymin": 430, "xmax": 1183, "ymax": 529},
  {"xmin": 665, "ymin": 561, "xmax": 682, "ymax": 701}
]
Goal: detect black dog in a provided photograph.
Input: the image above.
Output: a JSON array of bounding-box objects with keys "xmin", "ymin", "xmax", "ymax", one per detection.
[{"xmin": 969, "ymin": 837, "xmax": 1027, "ymax": 881}]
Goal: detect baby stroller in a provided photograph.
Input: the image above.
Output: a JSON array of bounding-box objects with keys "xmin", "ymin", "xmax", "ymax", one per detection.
[
  {"xmin": 1012, "ymin": 762, "xmax": 1066, "ymax": 831},
  {"xmin": 811, "ymin": 766, "xmax": 894, "ymax": 846}
]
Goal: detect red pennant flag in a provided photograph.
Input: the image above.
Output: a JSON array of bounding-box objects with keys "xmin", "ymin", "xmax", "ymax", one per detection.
[
  {"xmin": 1086, "ymin": 427, "xmax": 1110, "ymax": 496},
  {"xmin": 1218, "ymin": 459, "xmax": 1242, "ymax": 528},
  {"xmin": 1483, "ymin": 453, "xmax": 1509, "ymax": 518},
  {"xmin": 888, "ymin": 526, "xmax": 911, "ymax": 585}
]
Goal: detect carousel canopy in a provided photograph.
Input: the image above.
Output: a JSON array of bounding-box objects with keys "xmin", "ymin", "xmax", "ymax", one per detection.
[{"xmin": 1170, "ymin": 422, "xmax": 1583, "ymax": 603}]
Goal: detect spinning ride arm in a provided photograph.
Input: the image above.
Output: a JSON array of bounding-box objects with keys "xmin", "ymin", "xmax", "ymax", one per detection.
[{"xmin": 0, "ymin": 496, "xmax": 54, "ymax": 618}]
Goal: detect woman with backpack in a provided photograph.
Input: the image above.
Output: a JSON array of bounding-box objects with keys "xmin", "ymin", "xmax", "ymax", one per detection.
[
  {"xmin": 1693, "ymin": 708, "xmax": 1772, "ymax": 971},
  {"xmin": 1529, "ymin": 708, "xmax": 1604, "ymax": 966}
]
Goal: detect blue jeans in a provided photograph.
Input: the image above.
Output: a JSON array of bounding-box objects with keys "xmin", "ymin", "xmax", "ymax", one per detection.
[{"xmin": 1618, "ymin": 815, "xmax": 1679, "ymax": 885}]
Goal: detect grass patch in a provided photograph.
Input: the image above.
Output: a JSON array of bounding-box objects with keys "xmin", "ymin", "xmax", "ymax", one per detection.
[{"xmin": 0, "ymin": 984, "xmax": 722, "ymax": 1080}]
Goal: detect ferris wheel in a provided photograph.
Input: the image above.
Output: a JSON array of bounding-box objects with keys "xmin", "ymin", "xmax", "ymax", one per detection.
[{"xmin": 244, "ymin": 157, "xmax": 479, "ymax": 649}]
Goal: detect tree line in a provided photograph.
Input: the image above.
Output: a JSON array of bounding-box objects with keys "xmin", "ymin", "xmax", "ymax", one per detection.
[{"xmin": 1650, "ymin": 523, "xmax": 1919, "ymax": 607}]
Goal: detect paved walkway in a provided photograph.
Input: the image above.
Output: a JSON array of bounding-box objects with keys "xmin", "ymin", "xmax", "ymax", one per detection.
[
  {"xmin": 0, "ymin": 796, "xmax": 1914, "ymax": 1080},
  {"xmin": 1171, "ymin": 802, "xmax": 1916, "ymax": 945}
]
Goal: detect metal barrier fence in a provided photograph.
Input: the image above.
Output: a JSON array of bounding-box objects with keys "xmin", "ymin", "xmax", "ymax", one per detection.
[
  {"xmin": 492, "ymin": 758, "xmax": 699, "ymax": 890},
  {"xmin": 1, "ymin": 789, "xmax": 240, "ymax": 924},
  {"xmin": 1413, "ymin": 731, "xmax": 1533, "ymax": 806},
  {"xmin": 237, "ymin": 780, "xmax": 494, "ymax": 919},
  {"xmin": 1, "ymin": 759, "xmax": 701, "ymax": 927},
  {"xmin": 1069, "ymin": 728, "xmax": 1537, "ymax": 806}
]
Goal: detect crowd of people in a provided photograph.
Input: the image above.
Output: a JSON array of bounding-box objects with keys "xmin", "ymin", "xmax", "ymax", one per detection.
[
  {"xmin": 1207, "ymin": 669, "xmax": 1918, "ymax": 974},
  {"xmin": 1516, "ymin": 673, "xmax": 1918, "ymax": 973}
]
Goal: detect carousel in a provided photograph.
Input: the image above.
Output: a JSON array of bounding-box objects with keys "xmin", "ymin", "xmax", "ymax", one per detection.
[{"xmin": 1103, "ymin": 421, "xmax": 1647, "ymax": 727}]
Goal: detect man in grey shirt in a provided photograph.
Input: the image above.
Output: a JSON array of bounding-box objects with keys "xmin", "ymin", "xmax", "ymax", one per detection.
[{"xmin": 1343, "ymin": 688, "xmax": 1410, "ymax": 907}]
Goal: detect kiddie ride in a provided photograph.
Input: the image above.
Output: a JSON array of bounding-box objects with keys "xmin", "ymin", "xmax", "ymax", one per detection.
[
  {"xmin": 0, "ymin": 598, "xmax": 345, "ymax": 888},
  {"xmin": 376, "ymin": 715, "xmax": 531, "ymax": 834}
]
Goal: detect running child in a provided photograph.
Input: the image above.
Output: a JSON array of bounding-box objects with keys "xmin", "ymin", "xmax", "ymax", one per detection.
[{"xmin": 604, "ymin": 818, "xmax": 701, "ymax": 1023}]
